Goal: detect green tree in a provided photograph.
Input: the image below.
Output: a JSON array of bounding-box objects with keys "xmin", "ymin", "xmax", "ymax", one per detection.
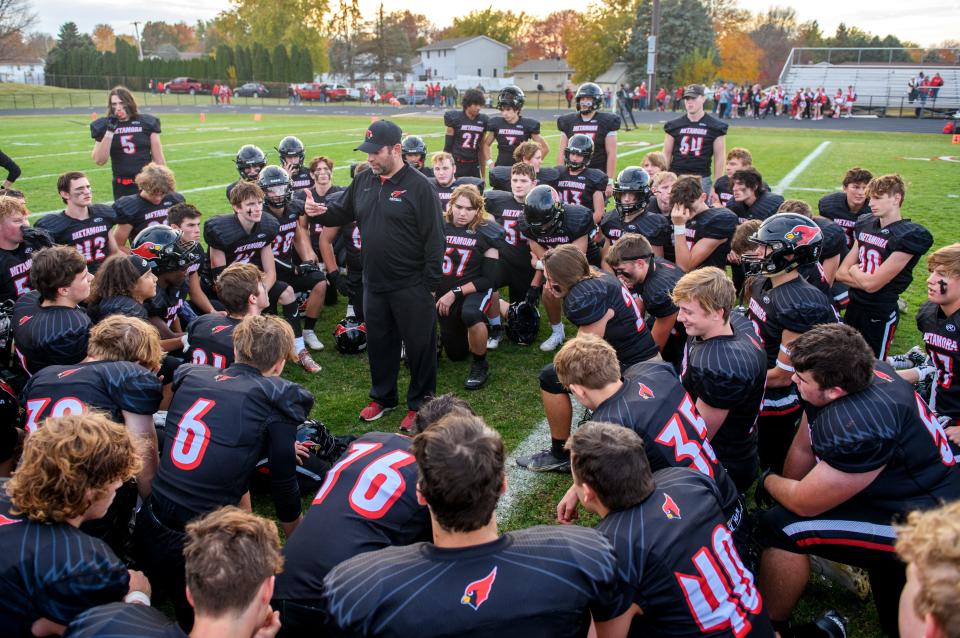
[
  {"xmin": 252, "ymin": 43, "xmax": 271, "ymax": 80},
  {"xmin": 441, "ymin": 7, "xmax": 529, "ymax": 54},
  {"xmin": 674, "ymin": 48, "xmax": 719, "ymax": 86},
  {"xmin": 327, "ymin": 0, "xmax": 363, "ymax": 82},
  {"xmin": 236, "ymin": 45, "xmax": 253, "ymax": 81},
  {"xmin": 626, "ymin": 0, "xmax": 715, "ymax": 87},
  {"xmin": 358, "ymin": 4, "xmax": 413, "ymax": 89},
  {"xmin": 748, "ymin": 7, "xmax": 799, "ymax": 83},
  {"xmin": 215, "ymin": 44, "xmax": 234, "ymax": 80},
  {"xmin": 45, "ymin": 22, "xmax": 96, "ymax": 84},
  {"xmin": 566, "ymin": 0, "xmax": 637, "ymax": 82}
]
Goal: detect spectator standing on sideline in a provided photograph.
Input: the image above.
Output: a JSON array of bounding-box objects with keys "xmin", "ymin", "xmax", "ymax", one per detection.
[
  {"xmin": 663, "ymin": 84, "xmax": 728, "ymax": 199},
  {"xmin": 212, "ymin": 83, "xmax": 220, "ymax": 105},
  {"xmin": 655, "ymin": 86, "xmax": 667, "ymax": 111},
  {"xmin": 931, "ymin": 72, "xmax": 944, "ymax": 99},
  {"xmin": 313, "ymin": 120, "xmax": 445, "ymax": 431},
  {"xmin": 565, "ymin": 86, "xmax": 574, "ymax": 108},
  {"xmin": 638, "ymin": 82, "xmax": 647, "ymax": 110}
]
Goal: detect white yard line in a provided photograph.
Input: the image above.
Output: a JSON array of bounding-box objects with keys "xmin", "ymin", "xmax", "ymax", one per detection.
[
  {"xmin": 618, "ymin": 142, "xmax": 664, "ymax": 159},
  {"xmin": 784, "ymin": 186, "xmax": 834, "ymax": 192},
  {"xmin": 772, "ymin": 141, "xmax": 831, "ymax": 194}
]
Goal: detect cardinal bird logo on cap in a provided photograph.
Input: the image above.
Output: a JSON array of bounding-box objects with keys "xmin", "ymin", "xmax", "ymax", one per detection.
[
  {"xmin": 637, "ymin": 383, "xmax": 655, "ymax": 400},
  {"xmin": 461, "ymin": 567, "xmax": 497, "ymax": 611},
  {"xmin": 662, "ymin": 494, "xmax": 681, "ymax": 519},
  {"xmin": 784, "ymin": 225, "xmax": 819, "ymax": 246},
  {"xmin": 366, "ymin": 129, "xmax": 373, "ymax": 139}
]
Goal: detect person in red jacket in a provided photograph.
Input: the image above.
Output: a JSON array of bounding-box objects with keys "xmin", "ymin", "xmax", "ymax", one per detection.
[{"xmin": 656, "ymin": 87, "xmax": 667, "ymax": 111}]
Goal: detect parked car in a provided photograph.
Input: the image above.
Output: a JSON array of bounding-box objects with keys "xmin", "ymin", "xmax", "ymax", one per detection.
[
  {"xmin": 295, "ymin": 82, "xmax": 324, "ymax": 101},
  {"xmin": 323, "ymin": 83, "xmax": 351, "ymax": 101},
  {"xmin": 164, "ymin": 77, "xmax": 210, "ymax": 95},
  {"xmin": 234, "ymin": 83, "xmax": 269, "ymax": 98}
]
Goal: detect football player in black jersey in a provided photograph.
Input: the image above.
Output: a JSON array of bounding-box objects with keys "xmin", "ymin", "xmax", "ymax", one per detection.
[
  {"xmin": 519, "ymin": 185, "xmax": 593, "ymax": 352},
  {"xmin": 899, "ymin": 244, "xmax": 960, "ymax": 449},
  {"xmin": 488, "ymin": 139, "xmax": 560, "ymax": 191},
  {"xmin": 226, "ymin": 144, "xmax": 267, "ymax": 203},
  {"xmin": 111, "ymin": 162, "xmax": 185, "ymax": 249},
  {"xmin": 837, "ymin": 174, "xmax": 933, "ymax": 359},
  {"xmin": 38, "ymin": 171, "xmax": 118, "ymax": 273},
  {"xmin": 777, "ymin": 200, "xmax": 849, "ymax": 305},
  {"xmin": 672, "ymin": 268, "xmax": 767, "ymax": 491},
  {"xmin": 13, "ymin": 246, "xmax": 92, "ymax": 376},
  {"xmin": 86, "ymin": 253, "xmax": 156, "ymax": 324},
  {"xmin": 756, "ymin": 324, "xmax": 960, "ymax": 637},
  {"xmin": 712, "ymin": 147, "xmax": 754, "ymax": 208},
  {"xmin": 273, "ymin": 394, "xmax": 471, "ymax": 634},
  {"xmin": 276, "ymin": 135, "xmax": 314, "ymax": 193},
  {"xmin": 663, "ymin": 84, "xmax": 728, "ymax": 198},
  {"xmin": 563, "ymin": 422, "xmax": 775, "ymax": 638},
  {"xmin": 133, "ymin": 225, "xmax": 199, "ymax": 351},
  {"xmin": 606, "ymin": 234, "xmax": 686, "ymax": 368},
  {"xmin": 91, "ymin": 86, "xmax": 165, "ymax": 200},
  {"xmin": 187, "ymin": 263, "xmax": 268, "ymax": 370},
  {"xmin": 400, "ymin": 135, "xmax": 434, "ymax": 177},
  {"xmin": 647, "ymin": 171, "xmax": 678, "ymax": 261},
  {"xmin": 553, "ymin": 334, "xmax": 742, "ymax": 521},
  {"xmin": 437, "ymin": 185, "xmax": 499, "ymax": 390},
  {"xmin": 895, "ymin": 501, "xmax": 960, "ymax": 638},
  {"xmin": 482, "ymin": 162, "xmax": 538, "ymax": 348},
  {"xmin": 135, "ymin": 315, "xmax": 312, "ymax": 626},
  {"xmin": 481, "ymin": 85, "xmax": 547, "ymax": 171},
  {"xmin": 817, "ymin": 166, "xmax": 872, "ymax": 249},
  {"xmin": 600, "ymin": 166, "xmax": 670, "ymax": 260},
  {"xmin": 259, "ymin": 165, "xmax": 327, "ymax": 361},
  {"xmin": 739, "ymin": 213, "xmax": 838, "ymax": 474},
  {"xmin": 22, "ymin": 315, "xmax": 164, "ymax": 553},
  {"xmin": 444, "ymin": 88, "xmax": 488, "ymax": 180},
  {"xmin": 727, "ymin": 167, "xmax": 784, "ymax": 293},
  {"xmin": 167, "ymin": 203, "xmax": 217, "ymax": 316},
  {"xmin": 430, "ymin": 151, "xmax": 484, "ymax": 210},
  {"xmin": 68, "ymin": 507, "xmax": 285, "ymax": 638},
  {"xmin": 322, "ymin": 413, "xmax": 627, "ymax": 638},
  {"xmin": 555, "ymin": 133, "xmax": 607, "ymax": 223},
  {"xmin": 0, "ymin": 194, "xmax": 46, "ymax": 304},
  {"xmin": 0, "ymin": 413, "xmax": 148, "ymax": 636},
  {"xmin": 519, "ymin": 246, "xmax": 660, "ymax": 472},
  {"xmin": 669, "ymin": 175, "xmax": 738, "ymax": 272},
  {"xmin": 556, "ymin": 82, "xmax": 621, "ymax": 186}
]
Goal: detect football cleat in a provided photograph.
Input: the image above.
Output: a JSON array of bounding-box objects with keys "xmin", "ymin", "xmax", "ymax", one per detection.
[
  {"xmin": 886, "ymin": 345, "xmax": 927, "ymax": 370},
  {"xmin": 516, "ymin": 449, "xmax": 570, "ymax": 473},
  {"xmin": 539, "ymin": 331, "xmax": 565, "ymax": 352}
]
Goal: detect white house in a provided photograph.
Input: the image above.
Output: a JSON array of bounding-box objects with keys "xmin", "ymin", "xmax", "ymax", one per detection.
[
  {"xmin": 0, "ymin": 59, "xmax": 44, "ymax": 85},
  {"xmin": 509, "ymin": 58, "xmax": 574, "ymax": 92},
  {"xmin": 414, "ymin": 36, "xmax": 510, "ymax": 83}
]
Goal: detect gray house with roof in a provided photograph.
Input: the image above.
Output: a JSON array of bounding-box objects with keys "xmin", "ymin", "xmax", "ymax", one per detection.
[
  {"xmin": 509, "ymin": 58, "xmax": 574, "ymax": 92},
  {"xmin": 414, "ymin": 36, "xmax": 511, "ymax": 81}
]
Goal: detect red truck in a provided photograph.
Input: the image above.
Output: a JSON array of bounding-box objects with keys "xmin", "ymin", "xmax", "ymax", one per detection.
[{"xmin": 164, "ymin": 77, "xmax": 211, "ymax": 95}]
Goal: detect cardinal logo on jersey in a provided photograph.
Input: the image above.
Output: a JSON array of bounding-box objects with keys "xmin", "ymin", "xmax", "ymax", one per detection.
[
  {"xmin": 637, "ymin": 383, "xmax": 655, "ymax": 400},
  {"xmin": 18, "ymin": 315, "xmax": 31, "ymax": 326},
  {"xmin": 214, "ymin": 374, "xmax": 237, "ymax": 382},
  {"xmin": 57, "ymin": 368, "xmax": 82, "ymax": 379},
  {"xmin": 461, "ymin": 566, "xmax": 497, "ymax": 611},
  {"xmin": 0, "ymin": 514, "xmax": 20, "ymax": 526},
  {"xmin": 211, "ymin": 325, "xmax": 231, "ymax": 334},
  {"xmin": 662, "ymin": 494, "xmax": 681, "ymax": 519},
  {"xmin": 785, "ymin": 225, "xmax": 820, "ymax": 246},
  {"xmin": 874, "ymin": 370, "xmax": 893, "ymax": 381}
]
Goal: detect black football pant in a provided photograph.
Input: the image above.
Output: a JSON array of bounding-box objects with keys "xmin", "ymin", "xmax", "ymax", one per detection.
[
  {"xmin": 111, "ymin": 176, "xmax": 139, "ymax": 201},
  {"xmin": 438, "ymin": 290, "xmax": 492, "ymax": 361},
  {"xmin": 454, "ymin": 159, "xmax": 480, "ymax": 179},
  {"xmin": 843, "ymin": 301, "xmax": 899, "ymax": 359},
  {"xmin": 347, "ymin": 269, "xmax": 364, "ymax": 321},
  {"xmin": 496, "ymin": 258, "xmax": 535, "ymax": 304},
  {"xmin": 133, "ymin": 495, "xmax": 195, "ymax": 630},
  {"xmin": 756, "ymin": 409, "xmax": 800, "ymax": 475},
  {"xmin": 364, "ymin": 283, "xmax": 437, "ymax": 411}
]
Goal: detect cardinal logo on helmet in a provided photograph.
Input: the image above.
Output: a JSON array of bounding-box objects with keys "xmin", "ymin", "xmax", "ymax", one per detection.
[
  {"xmin": 461, "ymin": 567, "xmax": 497, "ymax": 611},
  {"xmin": 785, "ymin": 225, "xmax": 820, "ymax": 246},
  {"xmin": 132, "ymin": 242, "xmax": 162, "ymax": 260},
  {"xmin": 662, "ymin": 494, "xmax": 681, "ymax": 519}
]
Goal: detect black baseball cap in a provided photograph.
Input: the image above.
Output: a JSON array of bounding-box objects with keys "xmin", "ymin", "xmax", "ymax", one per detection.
[
  {"xmin": 683, "ymin": 84, "xmax": 706, "ymax": 98},
  {"xmin": 356, "ymin": 120, "xmax": 403, "ymax": 153}
]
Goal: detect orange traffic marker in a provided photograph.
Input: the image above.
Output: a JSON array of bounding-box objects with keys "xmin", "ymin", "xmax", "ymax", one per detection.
[{"xmin": 200, "ymin": 113, "xmax": 206, "ymax": 123}]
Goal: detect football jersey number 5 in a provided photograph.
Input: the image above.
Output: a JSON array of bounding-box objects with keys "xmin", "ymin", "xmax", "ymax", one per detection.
[{"xmin": 312, "ymin": 441, "xmax": 415, "ymax": 519}]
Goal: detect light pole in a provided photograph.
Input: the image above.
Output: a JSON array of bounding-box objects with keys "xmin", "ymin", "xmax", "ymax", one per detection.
[
  {"xmin": 132, "ymin": 21, "xmax": 144, "ymax": 61},
  {"xmin": 646, "ymin": 0, "xmax": 660, "ymax": 111}
]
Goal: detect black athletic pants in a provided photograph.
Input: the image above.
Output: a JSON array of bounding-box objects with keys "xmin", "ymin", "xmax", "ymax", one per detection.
[
  {"xmin": 133, "ymin": 495, "xmax": 196, "ymax": 629},
  {"xmin": 454, "ymin": 158, "xmax": 480, "ymax": 179},
  {"xmin": 111, "ymin": 176, "xmax": 139, "ymax": 201},
  {"xmin": 364, "ymin": 283, "xmax": 437, "ymax": 411},
  {"xmin": 438, "ymin": 290, "xmax": 492, "ymax": 361},
  {"xmin": 844, "ymin": 301, "xmax": 899, "ymax": 359}
]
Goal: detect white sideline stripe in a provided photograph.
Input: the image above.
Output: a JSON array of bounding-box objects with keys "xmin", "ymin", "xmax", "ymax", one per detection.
[
  {"xmin": 784, "ymin": 186, "xmax": 834, "ymax": 192},
  {"xmin": 773, "ymin": 141, "xmax": 831, "ymax": 194},
  {"xmin": 496, "ymin": 403, "xmax": 586, "ymax": 522},
  {"xmin": 618, "ymin": 142, "xmax": 664, "ymax": 159}
]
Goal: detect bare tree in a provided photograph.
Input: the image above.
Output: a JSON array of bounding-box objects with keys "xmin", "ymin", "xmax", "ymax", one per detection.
[{"xmin": 0, "ymin": 0, "xmax": 37, "ymax": 59}]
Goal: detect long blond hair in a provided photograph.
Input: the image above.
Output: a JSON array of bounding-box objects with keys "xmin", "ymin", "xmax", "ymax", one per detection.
[{"xmin": 444, "ymin": 184, "xmax": 488, "ymax": 231}]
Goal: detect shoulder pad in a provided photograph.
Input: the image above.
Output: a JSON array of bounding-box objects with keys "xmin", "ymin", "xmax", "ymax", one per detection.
[{"xmin": 478, "ymin": 219, "xmax": 506, "ymax": 243}]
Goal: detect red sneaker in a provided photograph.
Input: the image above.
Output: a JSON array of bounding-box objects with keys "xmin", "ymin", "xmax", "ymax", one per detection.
[
  {"xmin": 398, "ymin": 410, "xmax": 417, "ymax": 433},
  {"xmin": 359, "ymin": 401, "xmax": 395, "ymax": 422}
]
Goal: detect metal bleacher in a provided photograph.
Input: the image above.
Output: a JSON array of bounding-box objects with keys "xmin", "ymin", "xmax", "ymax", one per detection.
[{"xmin": 778, "ymin": 47, "xmax": 960, "ymax": 116}]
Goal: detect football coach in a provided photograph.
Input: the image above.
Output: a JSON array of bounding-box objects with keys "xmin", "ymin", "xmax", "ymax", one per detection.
[{"xmin": 314, "ymin": 119, "xmax": 445, "ymax": 429}]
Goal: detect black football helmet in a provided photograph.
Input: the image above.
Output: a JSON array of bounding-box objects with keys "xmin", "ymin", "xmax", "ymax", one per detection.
[
  {"xmin": 575, "ymin": 82, "xmax": 603, "ymax": 113},
  {"xmin": 258, "ymin": 165, "xmax": 292, "ymax": 208},
  {"xmin": 236, "ymin": 144, "xmax": 267, "ymax": 180},
  {"xmin": 334, "ymin": 317, "xmax": 367, "ymax": 354},
  {"xmin": 276, "ymin": 136, "xmax": 305, "ymax": 172},
  {"xmin": 524, "ymin": 185, "xmax": 564, "ymax": 237},
  {"xmin": 741, "ymin": 213, "xmax": 823, "ymax": 277},
  {"xmin": 613, "ymin": 167, "xmax": 652, "ymax": 217},
  {"xmin": 564, "ymin": 134, "xmax": 594, "ymax": 170},
  {"xmin": 506, "ymin": 301, "xmax": 540, "ymax": 345},
  {"xmin": 132, "ymin": 225, "xmax": 200, "ymax": 274},
  {"xmin": 401, "ymin": 135, "xmax": 427, "ymax": 166},
  {"xmin": 497, "ymin": 85, "xmax": 525, "ymax": 111}
]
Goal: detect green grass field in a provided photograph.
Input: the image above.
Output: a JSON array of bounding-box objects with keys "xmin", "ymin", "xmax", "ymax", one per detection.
[{"xmin": 3, "ymin": 108, "xmax": 958, "ymax": 635}]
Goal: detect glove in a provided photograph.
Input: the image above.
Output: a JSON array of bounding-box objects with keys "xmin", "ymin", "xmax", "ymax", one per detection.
[
  {"xmin": 20, "ymin": 226, "xmax": 53, "ymax": 248},
  {"xmin": 326, "ymin": 269, "xmax": 351, "ymax": 296},
  {"xmin": 525, "ymin": 285, "xmax": 543, "ymax": 307},
  {"xmin": 297, "ymin": 260, "xmax": 322, "ymax": 276},
  {"xmin": 754, "ymin": 469, "xmax": 776, "ymax": 509},
  {"xmin": 106, "ymin": 115, "xmax": 120, "ymax": 133}
]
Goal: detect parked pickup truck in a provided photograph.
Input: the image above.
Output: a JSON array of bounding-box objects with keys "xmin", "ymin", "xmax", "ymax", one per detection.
[{"xmin": 165, "ymin": 77, "xmax": 211, "ymax": 95}]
